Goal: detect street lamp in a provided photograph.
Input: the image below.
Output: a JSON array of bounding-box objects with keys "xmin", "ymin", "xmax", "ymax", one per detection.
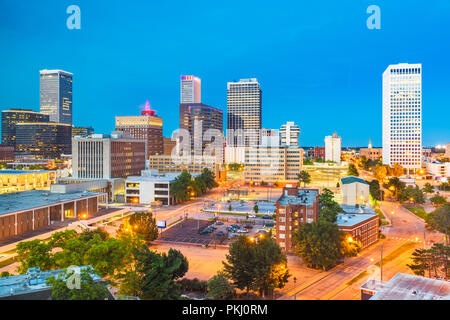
[{"xmin": 347, "ymin": 236, "xmax": 353, "ymax": 243}]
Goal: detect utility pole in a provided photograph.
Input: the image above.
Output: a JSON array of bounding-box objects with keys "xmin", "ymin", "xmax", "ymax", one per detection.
[{"xmin": 380, "ymin": 243, "xmax": 383, "ymax": 282}]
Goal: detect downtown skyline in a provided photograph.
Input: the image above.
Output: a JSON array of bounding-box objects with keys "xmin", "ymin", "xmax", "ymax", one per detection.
[{"xmin": 0, "ymin": 1, "xmax": 449, "ymax": 147}]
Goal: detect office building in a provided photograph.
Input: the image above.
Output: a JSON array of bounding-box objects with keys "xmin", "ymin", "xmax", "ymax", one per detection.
[
  {"xmin": 280, "ymin": 122, "xmax": 300, "ymax": 148},
  {"xmin": 227, "ymin": 78, "xmax": 262, "ymax": 147},
  {"xmin": 225, "ymin": 146, "xmax": 246, "ymax": 164},
  {"xmin": 180, "ymin": 75, "xmax": 201, "ymax": 104},
  {"xmin": 337, "ymin": 213, "xmax": 378, "ymax": 249},
  {"xmin": 179, "ymin": 103, "xmax": 223, "ymax": 155},
  {"xmin": 72, "ymin": 132, "xmax": 146, "ymax": 179},
  {"xmin": 148, "ymin": 154, "xmax": 219, "ymax": 176},
  {"xmin": 0, "ymin": 170, "xmax": 57, "ymax": 194},
  {"xmin": 72, "ymin": 126, "xmax": 94, "ymax": 137},
  {"xmin": 115, "ymin": 101, "xmax": 163, "ymax": 158},
  {"xmin": 260, "ymin": 128, "xmax": 280, "ymax": 147},
  {"xmin": 360, "ymin": 273, "xmax": 450, "ymax": 300},
  {"xmin": 424, "ymin": 161, "xmax": 450, "ymax": 179},
  {"xmin": 382, "ymin": 63, "xmax": 422, "ymax": 174},
  {"xmin": 325, "ymin": 132, "xmax": 342, "ymax": 163},
  {"xmin": 163, "ymin": 137, "xmax": 177, "ymax": 155},
  {"xmin": 39, "ymin": 69, "xmax": 73, "ymax": 125},
  {"xmin": 1, "ymin": 109, "xmax": 49, "ymax": 147},
  {"xmin": 15, "ymin": 122, "xmax": 72, "ymax": 159},
  {"xmin": 244, "ymin": 147, "xmax": 303, "ymax": 183},
  {"xmin": 360, "ymin": 139, "xmax": 382, "ymax": 161},
  {"xmin": 340, "ymin": 176, "xmax": 370, "ymax": 206},
  {"xmin": 0, "ymin": 145, "xmax": 14, "ymax": 162},
  {"xmin": 275, "ymin": 187, "xmax": 320, "ymax": 252}
]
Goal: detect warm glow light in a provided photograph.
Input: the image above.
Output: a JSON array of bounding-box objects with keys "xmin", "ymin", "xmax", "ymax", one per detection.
[{"xmin": 347, "ymin": 236, "xmax": 353, "ymax": 243}]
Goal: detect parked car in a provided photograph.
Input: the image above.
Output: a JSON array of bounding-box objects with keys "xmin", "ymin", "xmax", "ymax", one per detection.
[
  {"xmin": 237, "ymin": 228, "xmax": 248, "ymax": 233},
  {"xmin": 215, "ymin": 221, "xmax": 224, "ymax": 225},
  {"xmin": 231, "ymin": 224, "xmax": 240, "ymax": 229},
  {"xmin": 216, "ymin": 231, "xmax": 225, "ymax": 237},
  {"xmin": 248, "ymin": 214, "xmax": 256, "ymax": 218},
  {"xmin": 200, "ymin": 230, "xmax": 210, "ymax": 235},
  {"xmin": 261, "ymin": 215, "xmax": 272, "ymax": 220}
]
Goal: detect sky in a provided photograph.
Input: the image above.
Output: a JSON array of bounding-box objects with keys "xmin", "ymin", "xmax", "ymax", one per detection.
[{"xmin": 0, "ymin": 0, "xmax": 449, "ymax": 147}]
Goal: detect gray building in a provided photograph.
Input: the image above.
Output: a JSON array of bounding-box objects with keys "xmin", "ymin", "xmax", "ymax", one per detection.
[
  {"xmin": 40, "ymin": 69, "xmax": 73, "ymax": 125},
  {"xmin": 227, "ymin": 78, "xmax": 262, "ymax": 147}
]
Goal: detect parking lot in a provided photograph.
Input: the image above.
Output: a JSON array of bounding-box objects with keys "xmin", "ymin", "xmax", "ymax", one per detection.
[{"xmin": 159, "ymin": 219, "xmax": 273, "ymax": 246}]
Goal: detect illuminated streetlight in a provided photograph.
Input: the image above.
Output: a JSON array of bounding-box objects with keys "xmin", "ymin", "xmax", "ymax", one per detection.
[{"xmin": 347, "ymin": 236, "xmax": 353, "ymax": 243}]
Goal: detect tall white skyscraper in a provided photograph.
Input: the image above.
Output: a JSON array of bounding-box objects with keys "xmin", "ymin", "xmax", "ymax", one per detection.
[
  {"xmin": 382, "ymin": 63, "xmax": 422, "ymax": 173},
  {"xmin": 180, "ymin": 75, "xmax": 201, "ymax": 103},
  {"xmin": 227, "ymin": 78, "xmax": 262, "ymax": 147},
  {"xmin": 280, "ymin": 121, "xmax": 300, "ymax": 148},
  {"xmin": 40, "ymin": 69, "xmax": 73, "ymax": 125},
  {"xmin": 325, "ymin": 132, "xmax": 341, "ymax": 163}
]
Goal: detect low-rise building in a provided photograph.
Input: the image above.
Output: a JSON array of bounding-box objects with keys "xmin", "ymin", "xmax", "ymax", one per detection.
[
  {"xmin": 51, "ymin": 178, "xmax": 125, "ymax": 203},
  {"xmin": 275, "ymin": 186, "xmax": 320, "ymax": 252},
  {"xmin": 360, "ymin": 143, "xmax": 382, "ymax": 161},
  {"xmin": 424, "ymin": 161, "xmax": 450, "ymax": 180},
  {"xmin": 340, "ymin": 176, "xmax": 370, "ymax": 206},
  {"xmin": 148, "ymin": 154, "xmax": 219, "ymax": 176},
  {"xmin": 360, "ymin": 273, "xmax": 450, "ymax": 300},
  {"xmin": 0, "ymin": 170, "xmax": 57, "ymax": 194},
  {"xmin": 0, "ymin": 190, "xmax": 104, "ymax": 241},
  {"xmin": 336, "ymin": 213, "xmax": 378, "ymax": 249},
  {"xmin": 302, "ymin": 162, "xmax": 348, "ymax": 189}
]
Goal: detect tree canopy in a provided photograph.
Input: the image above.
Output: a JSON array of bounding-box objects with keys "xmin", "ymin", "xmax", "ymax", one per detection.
[{"xmin": 297, "ymin": 170, "xmax": 311, "ymax": 187}]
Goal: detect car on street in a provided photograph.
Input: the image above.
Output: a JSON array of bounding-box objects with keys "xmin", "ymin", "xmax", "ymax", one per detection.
[
  {"xmin": 261, "ymin": 215, "xmax": 272, "ymax": 219},
  {"xmin": 231, "ymin": 224, "xmax": 240, "ymax": 229},
  {"xmin": 248, "ymin": 214, "xmax": 256, "ymax": 218}
]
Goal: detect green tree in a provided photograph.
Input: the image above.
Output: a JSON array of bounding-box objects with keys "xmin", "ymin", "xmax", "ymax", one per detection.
[
  {"xmin": 426, "ymin": 204, "xmax": 450, "ymax": 246},
  {"xmin": 369, "ymin": 179, "xmax": 382, "ymax": 201},
  {"xmin": 399, "ymin": 186, "xmax": 425, "ymax": 204},
  {"xmin": 430, "ymin": 194, "xmax": 447, "ymax": 206},
  {"xmin": 16, "ymin": 240, "xmax": 55, "ymax": 273},
  {"xmin": 319, "ymin": 188, "xmax": 342, "ymax": 214},
  {"xmin": 253, "ymin": 205, "xmax": 259, "ymax": 214},
  {"xmin": 170, "ymin": 171, "xmax": 192, "ymax": 202},
  {"xmin": 201, "ymin": 168, "xmax": 218, "ymax": 190},
  {"xmin": 347, "ymin": 164, "xmax": 359, "ymax": 177},
  {"xmin": 0, "ymin": 271, "xmax": 11, "ymax": 278},
  {"xmin": 383, "ymin": 177, "xmax": 406, "ymax": 200},
  {"xmin": 207, "ymin": 272, "xmax": 235, "ymax": 300},
  {"xmin": 46, "ymin": 268, "xmax": 109, "ymax": 300},
  {"xmin": 128, "ymin": 211, "xmax": 159, "ymax": 242},
  {"xmin": 297, "ymin": 170, "xmax": 311, "ymax": 187},
  {"xmin": 423, "ymin": 183, "xmax": 435, "ymax": 194},
  {"xmin": 320, "ymin": 207, "xmax": 338, "ymax": 223},
  {"xmin": 303, "ymin": 158, "xmax": 314, "ymax": 165}
]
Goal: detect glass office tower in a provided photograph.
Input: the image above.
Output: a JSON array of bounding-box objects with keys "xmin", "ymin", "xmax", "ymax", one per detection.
[{"xmin": 40, "ymin": 69, "xmax": 73, "ymax": 125}]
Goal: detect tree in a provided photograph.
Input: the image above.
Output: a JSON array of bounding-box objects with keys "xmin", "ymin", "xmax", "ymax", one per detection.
[
  {"xmin": 297, "ymin": 171, "xmax": 311, "ymax": 187},
  {"xmin": 320, "ymin": 207, "xmax": 338, "ymax": 223},
  {"xmin": 201, "ymin": 168, "xmax": 218, "ymax": 190},
  {"xmin": 0, "ymin": 271, "xmax": 11, "ymax": 278},
  {"xmin": 374, "ymin": 165, "xmax": 388, "ymax": 181},
  {"xmin": 399, "ymin": 186, "xmax": 425, "ymax": 204},
  {"xmin": 207, "ymin": 272, "xmax": 235, "ymax": 300},
  {"xmin": 228, "ymin": 163, "xmax": 243, "ymax": 172},
  {"xmin": 46, "ymin": 268, "xmax": 109, "ymax": 300},
  {"xmin": 128, "ymin": 211, "xmax": 159, "ymax": 242},
  {"xmin": 319, "ymin": 188, "xmax": 342, "ymax": 214},
  {"xmin": 369, "ymin": 179, "xmax": 382, "ymax": 201},
  {"xmin": 303, "ymin": 158, "xmax": 314, "ymax": 165},
  {"xmin": 430, "ymin": 194, "xmax": 447, "ymax": 206},
  {"xmin": 423, "ymin": 183, "xmax": 435, "ymax": 194},
  {"xmin": 347, "ymin": 164, "xmax": 359, "ymax": 177},
  {"xmin": 391, "ymin": 163, "xmax": 404, "ymax": 177},
  {"xmin": 408, "ymin": 244, "xmax": 450, "ymax": 280},
  {"xmin": 383, "ymin": 177, "xmax": 406, "ymax": 200},
  {"xmin": 170, "ymin": 171, "xmax": 192, "ymax": 202},
  {"xmin": 16, "ymin": 240, "xmax": 55, "ymax": 273},
  {"xmin": 253, "ymin": 205, "xmax": 259, "ymax": 214},
  {"xmin": 426, "ymin": 204, "xmax": 450, "ymax": 246}
]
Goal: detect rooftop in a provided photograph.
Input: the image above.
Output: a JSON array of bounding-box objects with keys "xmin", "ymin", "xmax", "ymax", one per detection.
[
  {"xmin": 341, "ymin": 176, "xmax": 369, "ymax": 185},
  {"xmin": 340, "ymin": 204, "xmax": 376, "ymax": 214},
  {"xmin": 361, "ymin": 273, "xmax": 450, "ymax": 300},
  {"xmin": 0, "ymin": 266, "xmax": 101, "ymax": 298},
  {"xmin": 336, "ymin": 213, "xmax": 377, "ymax": 227},
  {"xmin": 278, "ymin": 188, "xmax": 319, "ymax": 206},
  {"xmin": 0, "ymin": 190, "xmax": 102, "ymax": 216},
  {"xmin": 0, "ymin": 169, "xmax": 55, "ymax": 175}
]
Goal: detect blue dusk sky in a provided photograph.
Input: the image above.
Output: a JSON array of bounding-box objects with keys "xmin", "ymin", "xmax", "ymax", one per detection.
[{"xmin": 0, "ymin": 0, "xmax": 449, "ymax": 147}]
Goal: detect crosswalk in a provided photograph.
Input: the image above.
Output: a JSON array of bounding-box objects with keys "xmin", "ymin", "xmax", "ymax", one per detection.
[{"xmin": 389, "ymin": 236, "xmax": 433, "ymax": 245}]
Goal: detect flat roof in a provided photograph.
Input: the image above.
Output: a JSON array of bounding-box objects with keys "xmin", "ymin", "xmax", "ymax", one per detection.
[
  {"xmin": 340, "ymin": 204, "xmax": 376, "ymax": 214},
  {"xmin": 0, "ymin": 190, "xmax": 102, "ymax": 216},
  {"xmin": 0, "ymin": 266, "xmax": 100, "ymax": 298},
  {"xmin": 278, "ymin": 188, "xmax": 319, "ymax": 206},
  {"xmin": 336, "ymin": 213, "xmax": 377, "ymax": 227},
  {"xmin": 362, "ymin": 273, "xmax": 450, "ymax": 300},
  {"xmin": 0, "ymin": 170, "xmax": 55, "ymax": 175}
]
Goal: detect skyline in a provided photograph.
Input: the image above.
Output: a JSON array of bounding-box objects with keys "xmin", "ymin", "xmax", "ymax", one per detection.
[{"xmin": 1, "ymin": 1, "xmax": 449, "ymax": 147}]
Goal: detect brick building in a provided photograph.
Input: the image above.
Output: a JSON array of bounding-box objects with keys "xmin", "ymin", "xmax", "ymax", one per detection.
[
  {"xmin": 0, "ymin": 145, "xmax": 14, "ymax": 162},
  {"xmin": 275, "ymin": 186, "xmax": 320, "ymax": 252},
  {"xmin": 336, "ymin": 213, "xmax": 379, "ymax": 249},
  {"xmin": 313, "ymin": 146, "xmax": 325, "ymax": 159}
]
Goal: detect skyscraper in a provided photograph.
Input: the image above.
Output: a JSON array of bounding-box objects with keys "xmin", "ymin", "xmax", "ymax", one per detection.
[
  {"xmin": 40, "ymin": 69, "xmax": 73, "ymax": 125},
  {"xmin": 280, "ymin": 121, "xmax": 300, "ymax": 148},
  {"xmin": 227, "ymin": 78, "xmax": 262, "ymax": 147},
  {"xmin": 1, "ymin": 109, "xmax": 49, "ymax": 147},
  {"xmin": 325, "ymin": 132, "xmax": 342, "ymax": 163},
  {"xmin": 180, "ymin": 75, "xmax": 201, "ymax": 104},
  {"xmin": 179, "ymin": 103, "xmax": 223, "ymax": 155},
  {"xmin": 382, "ymin": 63, "xmax": 422, "ymax": 173},
  {"xmin": 115, "ymin": 101, "xmax": 163, "ymax": 158}
]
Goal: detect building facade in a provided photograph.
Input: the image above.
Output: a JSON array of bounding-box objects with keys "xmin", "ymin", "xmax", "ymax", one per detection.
[
  {"xmin": 0, "ymin": 145, "xmax": 14, "ymax": 162},
  {"xmin": 72, "ymin": 126, "xmax": 94, "ymax": 137},
  {"xmin": 115, "ymin": 101, "xmax": 163, "ymax": 158},
  {"xmin": 340, "ymin": 176, "xmax": 370, "ymax": 206},
  {"xmin": 325, "ymin": 132, "xmax": 342, "ymax": 163},
  {"xmin": 227, "ymin": 78, "xmax": 262, "ymax": 147},
  {"xmin": 337, "ymin": 213, "xmax": 379, "ymax": 249},
  {"xmin": 275, "ymin": 187, "xmax": 320, "ymax": 252},
  {"xmin": 1, "ymin": 109, "xmax": 49, "ymax": 148},
  {"xmin": 148, "ymin": 154, "xmax": 219, "ymax": 176},
  {"xmin": 163, "ymin": 137, "xmax": 177, "ymax": 155},
  {"xmin": 360, "ymin": 139, "xmax": 382, "ymax": 161},
  {"xmin": 244, "ymin": 147, "xmax": 303, "ymax": 183},
  {"xmin": 382, "ymin": 63, "xmax": 422, "ymax": 174},
  {"xmin": 15, "ymin": 122, "xmax": 72, "ymax": 159},
  {"xmin": 180, "ymin": 75, "xmax": 201, "ymax": 104},
  {"xmin": 313, "ymin": 146, "xmax": 325, "ymax": 159},
  {"xmin": 39, "ymin": 69, "xmax": 73, "ymax": 125},
  {"xmin": 0, "ymin": 170, "xmax": 57, "ymax": 194},
  {"xmin": 280, "ymin": 122, "xmax": 300, "ymax": 148},
  {"xmin": 424, "ymin": 161, "xmax": 450, "ymax": 179},
  {"xmin": 72, "ymin": 132, "xmax": 146, "ymax": 179},
  {"xmin": 179, "ymin": 103, "xmax": 223, "ymax": 155}
]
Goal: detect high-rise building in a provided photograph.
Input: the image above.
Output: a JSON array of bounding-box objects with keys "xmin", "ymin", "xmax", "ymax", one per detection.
[
  {"xmin": 40, "ymin": 69, "xmax": 73, "ymax": 125},
  {"xmin": 72, "ymin": 132, "xmax": 146, "ymax": 179},
  {"xmin": 179, "ymin": 103, "xmax": 223, "ymax": 155},
  {"xmin": 1, "ymin": 109, "xmax": 49, "ymax": 147},
  {"xmin": 382, "ymin": 63, "xmax": 422, "ymax": 173},
  {"xmin": 115, "ymin": 101, "xmax": 163, "ymax": 158},
  {"xmin": 280, "ymin": 122, "xmax": 300, "ymax": 148},
  {"xmin": 180, "ymin": 75, "xmax": 201, "ymax": 104},
  {"xmin": 325, "ymin": 132, "xmax": 342, "ymax": 163},
  {"xmin": 227, "ymin": 78, "xmax": 262, "ymax": 147},
  {"xmin": 15, "ymin": 122, "xmax": 72, "ymax": 158},
  {"xmin": 72, "ymin": 126, "xmax": 94, "ymax": 137}
]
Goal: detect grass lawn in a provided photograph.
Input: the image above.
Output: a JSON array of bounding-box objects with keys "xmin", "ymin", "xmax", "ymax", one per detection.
[{"xmin": 405, "ymin": 207, "xmax": 428, "ymax": 220}]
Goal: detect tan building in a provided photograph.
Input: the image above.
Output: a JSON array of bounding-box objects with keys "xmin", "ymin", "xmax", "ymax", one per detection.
[
  {"xmin": 302, "ymin": 162, "xmax": 348, "ymax": 189},
  {"xmin": 163, "ymin": 137, "xmax": 177, "ymax": 155},
  {"xmin": 244, "ymin": 147, "xmax": 303, "ymax": 183},
  {"xmin": 340, "ymin": 176, "xmax": 370, "ymax": 206},
  {"xmin": 148, "ymin": 154, "xmax": 219, "ymax": 176},
  {"xmin": 360, "ymin": 140, "xmax": 382, "ymax": 161},
  {"xmin": 0, "ymin": 170, "xmax": 57, "ymax": 194},
  {"xmin": 275, "ymin": 187, "xmax": 320, "ymax": 252}
]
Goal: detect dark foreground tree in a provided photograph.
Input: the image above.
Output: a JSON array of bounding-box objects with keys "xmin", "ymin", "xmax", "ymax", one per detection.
[
  {"xmin": 207, "ymin": 272, "xmax": 235, "ymax": 300},
  {"xmin": 128, "ymin": 211, "xmax": 159, "ymax": 242}
]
